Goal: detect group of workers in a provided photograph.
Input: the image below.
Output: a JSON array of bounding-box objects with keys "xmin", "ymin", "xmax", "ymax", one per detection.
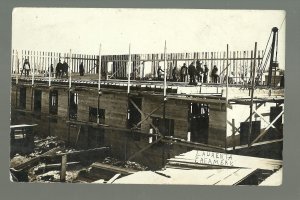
[
  {"xmin": 158, "ymin": 60, "xmax": 220, "ymax": 85},
  {"xmin": 21, "ymin": 58, "xmax": 86, "ymax": 78},
  {"xmin": 55, "ymin": 60, "xmax": 85, "ymax": 78},
  {"xmin": 22, "ymin": 58, "xmax": 220, "ymax": 84}
]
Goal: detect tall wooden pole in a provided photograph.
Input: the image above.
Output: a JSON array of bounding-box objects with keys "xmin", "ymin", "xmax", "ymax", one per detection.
[
  {"xmin": 163, "ymin": 40, "xmax": 168, "ymax": 165},
  {"xmin": 127, "ymin": 44, "xmax": 131, "ymax": 94},
  {"xmin": 225, "ymin": 44, "xmax": 229, "ymax": 150},
  {"xmin": 60, "ymin": 155, "xmax": 67, "ymax": 182},
  {"xmin": 31, "ymin": 60, "xmax": 35, "ymax": 111},
  {"xmin": 163, "ymin": 40, "xmax": 167, "ymax": 99},
  {"xmin": 16, "ymin": 50, "xmax": 19, "ymax": 84},
  {"xmin": 69, "ymin": 49, "xmax": 72, "ymax": 89},
  {"xmin": 98, "ymin": 44, "xmax": 102, "ymax": 91},
  {"xmin": 97, "ymin": 44, "xmax": 102, "ymax": 124},
  {"xmin": 126, "ymin": 44, "xmax": 131, "ymax": 159},
  {"xmin": 248, "ymin": 42, "xmax": 257, "ymax": 146},
  {"xmin": 48, "ymin": 60, "xmax": 51, "ymax": 87},
  {"xmin": 31, "ymin": 61, "xmax": 35, "ymax": 85},
  {"xmin": 68, "ymin": 49, "xmax": 72, "ymax": 146}
]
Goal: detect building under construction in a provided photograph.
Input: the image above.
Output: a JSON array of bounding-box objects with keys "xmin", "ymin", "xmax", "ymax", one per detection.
[{"xmin": 10, "ymin": 28, "xmax": 284, "ymax": 184}]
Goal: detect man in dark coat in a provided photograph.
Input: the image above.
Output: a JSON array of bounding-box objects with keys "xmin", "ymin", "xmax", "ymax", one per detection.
[
  {"xmin": 22, "ymin": 59, "xmax": 31, "ymax": 77},
  {"xmin": 172, "ymin": 66, "xmax": 177, "ymax": 82},
  {"xmin": 188, "ymin": 62, "xmax": 197, "ymax": 85},
  {"xmin": 79, "ymin": 62, "xmax": 84, "ymax": 76},
  {"xmin": 196, "ymin": 60, "xmax": 203, "ymax": 82},
  {"xmin": 203, "ymin": 64, "xmax": 209, "ymax": 83},
  {"xmin": 62, "ymin": 61, "xmax": 69, "ymax": 78},
  {"xmin": 180, "ymin": 63, "xmax": 187, "ymax": 82},
  {"xmin": 50, "ymin": 64, "xmax": 54, "ymax": 74},
  {"xmin": 211, "ymin": 65, "xmax": 219, "ymax": 83},
  {"xmin": 157, "ymin": 66, "xmax": 164, "ymax": 81},
  {"xmin": 56, "ymin": 60, "xmax": 63, "ymax": 78}
]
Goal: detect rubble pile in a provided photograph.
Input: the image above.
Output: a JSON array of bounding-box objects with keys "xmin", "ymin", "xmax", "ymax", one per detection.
[
  {"xmin": 103, "ymin": 157, "xmax": 148, "ymax": 171},
  {"xmin": 10, "ymin": 136, "xmax": 146, "ymax": 183},
  {"xmin": 33, "ymin": 136, "xmax": 65, "ymax": 155},
  {"xmin": 10, "ymin": 154, "xmax": 31, "ymax": 168},
  {"xmin": 33, "ymin": 170, "xmax": 82, "ymax": 183}
]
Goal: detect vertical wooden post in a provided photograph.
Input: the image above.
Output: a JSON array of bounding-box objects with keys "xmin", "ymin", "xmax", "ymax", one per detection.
[
  {"xmin": 238, "ymin": 51, "xmax": 241, "ymax": 84},
  {"xmin": 163, "ymin": 40, "xmax": 167, "ymax": 99},
  {"xmin": 248, "ymin": 42, "xmax": 257, "ymax": 147},
  {"xmin": 88, "ymin": 55, "xmax": 90, "ymax": 74},
  {"xmin": 67, "ymin": 49, "xmax": 72, "ymax": 146},
  {"xmin": 69, "ymin": 49, "xmax": 72, "ymax": 89},
  {"xmin": 48, "ymin": 52, "xmax": 51, "ymax": 73},
  {"xmin": 97, "ymin": 44, "xmax": 102, "ymax": 124},
  {"xmin": 32, "ymin": 59, "xmax": 35, "ymax": 85},
  {"xmin": 60, "ymin": 155, "xmax": 67, "ymax": 182},
  {"xmin": 236, "ymin": 51, "xmax": 239, "ymax": 83},
  {"xmin": 98, "ymin": 44, "xmax": 102, "ymax": 91},
  {"xmin": 232, "ymin": 118, "xmax": 236, "ymax": 151},
  {"xmin": 16, "ymin": 50, "xmax": 19, "ymax": 83},
  {"xmin": 48, "ymin": 58, "xmax": 51, "ymax": 87},
  {"xmin": 11, "ymin": 49, "xmax": 14, "ymax": 74},
  {"xmin": 127, "ymin": 44, "xmax": 131, "ymax": 94},
  {"xmin": 225, "ymin": 44, "xmax": 229, "ymax": 150},
  {"xmin": 163, "ymin": 40, "xmax": 168, "ymax": 164},
  {"xmin": 231, "ymin": 51, "xmax": 234, "ymax": 84}
]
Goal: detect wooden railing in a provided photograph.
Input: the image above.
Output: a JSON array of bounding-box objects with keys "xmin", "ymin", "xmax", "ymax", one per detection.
[{"xmin": 11, "ymin": 49, "xmax": 263, "ymax": 84}]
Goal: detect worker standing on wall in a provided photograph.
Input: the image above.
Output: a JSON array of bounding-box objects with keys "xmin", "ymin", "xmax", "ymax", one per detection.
[
  {"xmin": 196, "ymin": 60, "xmax": 203, "ymax": 82},
  {"xmin": 157, "ymin": 65, "xmax": 164, "ymax": 81},
  {"xmin": 172, "ymin": 66, "xmax": 178, "ymax": 82},
  {"xmin": 56, "ymin": 60, "xmax": 63, "ymax": 78},
  {"xmin": 180, "ymin": 63, "xmax": 187, "ymax": 82},
  {"xmin": 22, "ymin": 59, "xmax": 31, "ymax": 77},
  {"xmin": 62, "ymin": 61, "xmax": 69, "ymax": 78},
  {"xmin": 50, "ymin": 64, "xmax": 54, "ymax": 75},
  {"xmin": 79, "ymin": 62, "xmax": 85, "ymax": 76},
  {"xmin": 203, "ymin": 64, "xmax": 209, "ymax": 83},
  {"xmin": 46, "ymin": 64, "xmax": 54, "ymax": 77},
  {"xmin": 211, "ymin": 65, "xmax": 219, "ymax": 83},
  {"xmin": 188, "ymin": 62, "xmax": 197, "ymax": 85}
]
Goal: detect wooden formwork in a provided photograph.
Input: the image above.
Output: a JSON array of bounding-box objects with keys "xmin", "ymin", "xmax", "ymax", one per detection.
[
  {"xmin": 10, "ymin": 72, "xmax": 284, "ymax": 168},
  {"xmin": 11, "ymin": 49, "xmax": 264, "ymax": 84}
]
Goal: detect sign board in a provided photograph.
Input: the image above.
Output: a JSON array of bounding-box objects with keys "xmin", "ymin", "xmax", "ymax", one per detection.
[{"xmin": 195, "ymin": 150, "xmax": 234, "ymax": 167}]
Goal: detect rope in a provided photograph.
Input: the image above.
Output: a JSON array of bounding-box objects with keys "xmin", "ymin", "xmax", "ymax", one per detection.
[
  {"xmin": 279, "ymin": 14, "xmax": 286, "ymax": 32},
  {"xmin": 275, "ymin": 32, "xmax": 279, "ymax": 62},
  {"xmin": 256, "ymin": 31, "xmax": 272, "ymax": 80}
]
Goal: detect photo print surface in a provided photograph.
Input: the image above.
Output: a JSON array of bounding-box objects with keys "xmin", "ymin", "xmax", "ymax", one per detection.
[{"xmin": 10, "ymin": 8, "xmax": 285, "ymax": 185}]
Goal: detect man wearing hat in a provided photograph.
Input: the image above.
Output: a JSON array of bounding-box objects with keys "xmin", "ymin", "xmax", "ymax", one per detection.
[
  {"xmin": 22, "ymin": 59, "xmax": 31, "ymax": 77},
  {"xmin": 203, "ymin": 64, "xmax": 209, "ymax": 83}
]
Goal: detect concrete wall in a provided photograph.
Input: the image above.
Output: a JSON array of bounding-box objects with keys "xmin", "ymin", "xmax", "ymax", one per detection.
[
  {"xmin": 208, "ymin": 103, "xmax": 227, "ymax": 147},
  {"xmin": 141, "ymin": 95, "xmax": 189, "ymax": 139},
  {"xmin": 11, "ymin": 83, "xmax": 228, "ymax": 168}
]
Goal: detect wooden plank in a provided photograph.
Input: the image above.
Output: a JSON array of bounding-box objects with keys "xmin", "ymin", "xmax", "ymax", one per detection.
[
  {"xmin": 232, "ymin": 118, "xmax": 236, "ymax": 150},
  {"xmin": 259, "ymin": 168, "xmax": 282, "ymax": 186},
  {"xmin": 251, "ymin": 110, "xmax": 284, "ymax": 145},
  {"xmin": 60, "ymin": 154, "xmax": 67, "ymax": 182},
  {"xmin": 215, "ymin": 168, "xmax": 257, "ymax": 185},
  {"xmin": 107, "ymin": 173, "xmax": 122, "ymax": 183},
  {"xmin": 12, "ymin": 147, "xmax": 62, "ymax": 171},
  {"xmin": 91, "ymin": 162, "xmax": 137, "ymax": 175},
  {"xmin": 127, "ymin": 137, "xmax": 163, "ymax": 161}
]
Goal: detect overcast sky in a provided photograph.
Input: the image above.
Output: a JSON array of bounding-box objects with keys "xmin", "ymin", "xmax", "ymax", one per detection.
[{"xmin": 12, "ymin": 8, "xmax": 285, "ymax": 68}]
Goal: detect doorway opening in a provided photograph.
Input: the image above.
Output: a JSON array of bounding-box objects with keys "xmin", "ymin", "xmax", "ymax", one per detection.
[{"xmin": 189, "ymin": 103, "xmax": 209, "ymax": 143}]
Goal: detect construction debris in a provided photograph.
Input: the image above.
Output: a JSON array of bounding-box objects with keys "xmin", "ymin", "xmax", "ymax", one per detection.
[
  {"xmin": 103, "ymin": 157, "xmax": 148, "ymax": 171},
  {"xmin": 10, "ymin": 135, "xmax": 148, "ymax": 183}
]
